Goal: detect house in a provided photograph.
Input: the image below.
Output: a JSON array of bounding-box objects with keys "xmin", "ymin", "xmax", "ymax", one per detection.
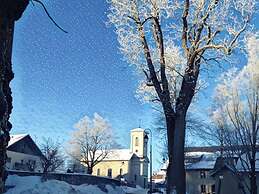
[
  {"xmin": 91, "ymin": 128, "xmax": 149, "ymax": 188},
  {"xmin": 154, "ymin": 146, "xmax": 259, "ymax": 194},
  {"xmin": 210, "ymin": 155, "xmax": 259, "ymax": 194},
  {"xmin": 185, "ymin": 151, "xmax": 217, "ymax": 194},
  {"xmin": 6, "ymin": 134, "xmax": 43, "ymax": 172},
  {"xmin": 153, "ymin": 151, "xmax": 218, "ymax": 194}
]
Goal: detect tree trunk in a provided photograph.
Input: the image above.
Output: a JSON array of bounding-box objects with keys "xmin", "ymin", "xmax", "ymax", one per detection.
[
  {"xmin": 165, "ymin": 113, "xmax": 175, "ymax": 194},
  {"xmin": 87, "ymin": 166, "xmax": 93, "ymax": 175},
  {"xmin": 0, "ymin": 1, "xmax": 28, "ymax": 192},
  {"xmin": 250, "ymin": 158, "xmax": 257, "ymax": 194},
  {"xmin": 0, "ymin": 15, "xmax": 15, "ymax": 194},
  {"xmin": 172, "ymin": 113, "xmax": 186, "ymax": 194}
]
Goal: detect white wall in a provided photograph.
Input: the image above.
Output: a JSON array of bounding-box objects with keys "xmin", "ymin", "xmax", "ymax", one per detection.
[{"xmin": 6, "ymin": 150, "xmax": 42, "ymax": 172}]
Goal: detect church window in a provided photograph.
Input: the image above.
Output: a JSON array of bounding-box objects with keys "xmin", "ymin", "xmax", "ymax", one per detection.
[
  {"xmin": 135, "ymin": 137, "xmax": 139, "ymax": 146},
  {"xmin": 107, "ymin": 168, "xmax": 112, "ymax": 177},
  {"xmin": 97, "ymin": 168, "xmax": 100, "ymax": 176},
  {"xmin": 120, "ymin": 168, "xmax": 123, "ymax": 175}
]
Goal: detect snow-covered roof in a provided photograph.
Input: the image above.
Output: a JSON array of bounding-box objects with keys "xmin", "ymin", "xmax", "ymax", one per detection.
[
  {"xmin": 8, "ymin": 134, "xmax": 28, "ymax": 147},
  {"xmin": 154, "ymin": 169, "xmax": 166, "ymax": 176},
  {"xmin": 131, "ymin": 128, "xmax": 145, "ymax": 132},
  {"xmin": 102, "ymin": 149, "xmax": 134, "ymax": 161},
  {"xmin": 185, "ymin": 151, "xmax": 215, "ymax": 157},
  {"xmin": 160, "ymin": 152, "xmax": 218, "ymax": 171},
  {"xmin": 186, "ymin": 152, "xmax": 218, "ymax": 170},
  {"xmin": 186, "ymin": 160, "xmax": 216, "ymax": 170}
]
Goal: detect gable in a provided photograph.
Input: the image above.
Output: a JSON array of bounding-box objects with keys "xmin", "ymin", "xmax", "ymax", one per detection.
[{"xmin": 7, "ymin": 135, "xmax": 43, "ymax": 157}]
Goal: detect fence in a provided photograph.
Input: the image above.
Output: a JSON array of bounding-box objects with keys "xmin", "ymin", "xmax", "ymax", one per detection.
[{"xmin": 7, "ymin": 170, "xmax": 121, "ymax": 187}]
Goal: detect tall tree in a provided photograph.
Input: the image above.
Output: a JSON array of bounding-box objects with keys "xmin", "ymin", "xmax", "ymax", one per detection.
[
  {"xmin": 107, "ymin": 0, "xmax": 257, "ymax": 193},
  {"xmin": 68, "ymin": 113, "xmax": 116, "ymax": 175},
  {"xmin": 212, "ymin": 34, "xmax": 259, "ymax": 194},
  {"xmin": 0, "ymin": 1, "xmax": 29, "ymax": 192}
]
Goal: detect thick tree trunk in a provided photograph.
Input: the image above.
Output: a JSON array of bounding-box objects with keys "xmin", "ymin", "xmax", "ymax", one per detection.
[
  {"xmin": 165, "ymin": 114, "xmax": 175, "ymax": 194},
  {"xmin": 0, "ymin": 1, "xmax": 28, "ymax": 192},
  {"xmin": 0, "ymin": 16, "xmax": 15, "ymax": 194},
  {"xmin": 170, "ymin": 59, "xmax": 199, "ymax": 194},
  {"xmin": 172, "ymin": 113, "xmax": 186, "ymax": 194}
]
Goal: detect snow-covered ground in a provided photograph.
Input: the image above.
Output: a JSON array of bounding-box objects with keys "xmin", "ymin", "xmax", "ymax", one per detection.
[{"xmin": 5, "ymin": 175, "xmax": 164, "ymax": 194}]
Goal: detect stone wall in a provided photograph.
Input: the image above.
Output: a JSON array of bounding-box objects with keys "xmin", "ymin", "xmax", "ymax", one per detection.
[{"xmin": 7, "ymin": 170, "xmax": 121, "ymax": 187}]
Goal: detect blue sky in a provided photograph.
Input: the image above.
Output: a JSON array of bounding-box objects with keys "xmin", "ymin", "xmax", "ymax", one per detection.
[
  {"xmin": 10, "ymin": 1, "xmax": 258, "ymax": 170},
  {"xmin": 11, "ymin": 1, "xmax": 154, "ymax": 145}
]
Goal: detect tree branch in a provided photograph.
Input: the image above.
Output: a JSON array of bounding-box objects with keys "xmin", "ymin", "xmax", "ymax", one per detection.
[{"xmin": 32, "ymin": 0, "xmax": 68, "ymax": 33}]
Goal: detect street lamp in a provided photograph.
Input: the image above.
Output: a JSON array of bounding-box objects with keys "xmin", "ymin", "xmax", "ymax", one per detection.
[{"xmin": 144, "ymin": 128, "xmax": 152, "ymax": 193}]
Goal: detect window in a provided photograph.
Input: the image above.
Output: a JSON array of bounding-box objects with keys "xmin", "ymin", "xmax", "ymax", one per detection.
[
  {"xmin": 134, "ymin": 174, "xmax": 137, "ymax": 181},
  {"xmin": 135, "ymin": 149, "xmax": 138, "ymax": 153},
  {"xmin": 200, "ymin": 185, "xmax": 206, "ymax": 193},
  {"xmin": 21, "ymin": 160, "xmax": 24, "ymax": 164},
  {"xmin": 97, "ymin": 169, "xmax": 100, "ymax": 176},
  {"xmin": 135, "ymin": 137, "xmax": 139, "ymax": 146},
  {"xmin": 211, "ymin": 184, "xmax": 215, "ymax": 194},
  {"xmin": 200, "ymin": 171, "xmax": 206, "ymax": 179},
  {"xmin": 107, "ymin": 168, "xmax": 112, "ymax": 177},
  {"xmin": 120, "ymin": 168, "xmax": 123, "ymax": 175}
]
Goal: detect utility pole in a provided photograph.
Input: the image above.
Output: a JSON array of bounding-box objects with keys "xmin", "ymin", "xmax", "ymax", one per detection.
[
  {"xmin": 145, "ymin": 128, "xmax": 152, "ymax": 193},
  {"xmin": 0, "ymin": 1, "xmax": 28, "ymax": 192}
]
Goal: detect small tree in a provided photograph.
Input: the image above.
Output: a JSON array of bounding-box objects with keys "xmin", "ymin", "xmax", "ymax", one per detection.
[
  {"xmin": 40, "ymin": 137, "xmax": 65, "ymax": 174},
  {"xmin": 68, "ymin": 113, "xmax": 115, "ymax": 175},
  {"xmin": 212, "ymin": 34, "xmax": 259, "ymax": 194}
]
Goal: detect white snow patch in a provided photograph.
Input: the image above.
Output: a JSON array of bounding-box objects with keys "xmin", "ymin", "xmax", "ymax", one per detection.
[
  {"xmin": 5, "ymin": 175, "xmax": 126, "ymax": 194},
  {"xmin": 5, "ymin": 175, "xmax": 162, "ymax": 194},
  {"xmin": 8, "ymin": 134, "xmax": 28, "ymax": 147}
]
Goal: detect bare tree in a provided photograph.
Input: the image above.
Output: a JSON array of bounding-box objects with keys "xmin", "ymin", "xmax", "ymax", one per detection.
[
  {"xmin": 68, "ymin": 113, "xmax": 115, "ymax": 175},
  {"xmin": 107, "ymin": 1, "xmax": 257, "ymax": 193},
  {"xmin": 40, "ymin": 138, "xmax": 65, "ymax": 175},
  {"xmin": 211, "ymin": 34, "xmax": 259, "ymax": 194}
]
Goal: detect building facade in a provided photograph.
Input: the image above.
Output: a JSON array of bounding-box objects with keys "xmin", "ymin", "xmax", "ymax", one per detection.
[
  {"xmin": 153, "ymin": 146, "xmax": 259, "ymax": 194},
  {"xmin": 92, "ymin": 128, "xmax": 149, "ymax": 188},
  {"xmin": 6, "ymin": 134, "xmax": 43, "ymax": 172}
]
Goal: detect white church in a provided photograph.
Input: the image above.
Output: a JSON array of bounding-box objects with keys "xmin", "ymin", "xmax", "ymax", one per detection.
[{"xmin": 92, "ymin": 128, "xmax": 149, "ymax": 188}]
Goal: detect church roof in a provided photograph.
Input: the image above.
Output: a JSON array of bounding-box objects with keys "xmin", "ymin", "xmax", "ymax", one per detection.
[
  {"xmin": 131, "ymin": 128, "xmax": 145, "ymax": 132},
  {"xmin": 102, "ymin": 149, "xmax": 135, "ymax": 161}
]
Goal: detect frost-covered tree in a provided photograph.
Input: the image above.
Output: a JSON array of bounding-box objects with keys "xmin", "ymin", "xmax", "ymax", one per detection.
[
  {"xmin": 68, "ymin": 113, "xmax": 115, "ymax": 175},
  {"xmin": 107, "ymin": 0, "xmax": 257, "ymax": 193},
  {"xmin": 212, "ymin": 34, "xmax": 259, "ymax": 194}
]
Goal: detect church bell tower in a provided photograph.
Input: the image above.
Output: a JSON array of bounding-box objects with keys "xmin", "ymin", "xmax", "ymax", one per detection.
[{"xmin": 130, "ymin": 128, "xmax": 148, "ymax": 158}]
